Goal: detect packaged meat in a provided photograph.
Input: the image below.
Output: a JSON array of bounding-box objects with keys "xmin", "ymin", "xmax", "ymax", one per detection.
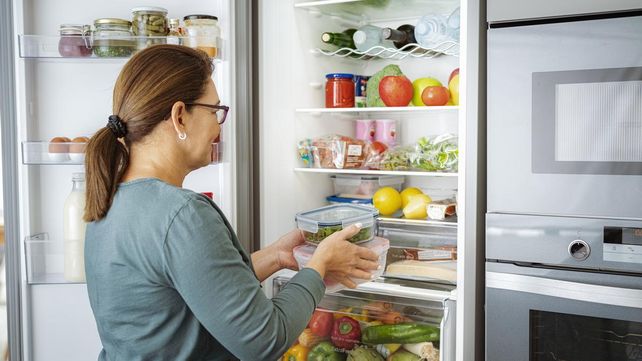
[
  {"xmin": 427, "ymin": 199, "xmax": 457, "ymax": 220},
  {"xmin": 311, "ymin": 135, "xmax": 367, "ymax": 169}
]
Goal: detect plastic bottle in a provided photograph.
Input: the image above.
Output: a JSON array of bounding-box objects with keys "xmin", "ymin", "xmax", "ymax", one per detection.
[
  {"xmin": 352, "ymin": 25, "xmax": 394, "ymax": 55},
  {"xmin": 414, "ymin": 7, "xmax": 460, "ymax": 50},
  {"xmin": 63, "ymin": 172, "xmax": 87, "ymax": 282}
]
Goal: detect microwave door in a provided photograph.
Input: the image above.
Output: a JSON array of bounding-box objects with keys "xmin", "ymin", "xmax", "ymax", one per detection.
[{"xmin": 487, "ymin": 15, "xmax": 642, "ymax": 219}]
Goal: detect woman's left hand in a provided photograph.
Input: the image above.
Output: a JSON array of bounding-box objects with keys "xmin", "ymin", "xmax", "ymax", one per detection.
[{"xmin": 273, "ymin": 229, "xmax": 305, "ymax": 271}]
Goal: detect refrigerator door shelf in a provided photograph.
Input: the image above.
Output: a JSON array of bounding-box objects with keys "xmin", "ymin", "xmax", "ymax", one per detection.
[
  {"xmin": 24, "ymin": 233, "xmax": 84, "ymax": 285},
  {"xmin": 22, "ymin": 141, "xmax": 222, "ymax": 166},
  {"xmin": 18, "ymin": 34, "xmax": 222, "ymax": 60},
  {"xmin": 273, "ymin": 275, "xmax": 456, "ymax": 360}
]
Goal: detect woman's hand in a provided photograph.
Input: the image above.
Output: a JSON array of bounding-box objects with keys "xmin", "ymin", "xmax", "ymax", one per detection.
[
  {"xmin": 306, "ymin": 224, "xmax": 380, "ymax": 289},
  {"xmin": 272, "ymin": 229, "xmax": 306, "ymax": 271}
]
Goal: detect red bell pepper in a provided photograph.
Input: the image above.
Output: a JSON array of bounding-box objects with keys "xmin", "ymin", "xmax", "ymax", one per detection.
[
  {"xmin": 331, "ymin": 316, "xmax": 361, "ymax": 350},
  {"xmin": 308, "ymin": 310, "xmax": 334, "ymax": 337}
]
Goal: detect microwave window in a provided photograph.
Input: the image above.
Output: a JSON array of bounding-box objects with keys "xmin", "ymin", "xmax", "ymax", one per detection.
[
  {"xmin": 530, "ymin": 310, "xmax": 642, "ymax": 361},
  {"xmin": 555, "ymin": 80, "xmax": 642, "ymax": 162}
]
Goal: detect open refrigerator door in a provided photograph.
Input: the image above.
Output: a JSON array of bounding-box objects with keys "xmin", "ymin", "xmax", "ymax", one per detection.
[
  {"xmin": 4, "ymin": 0, "xmax": 242, "ymax": 359},
  {"xmin": 259, "ymin": 0, "xmax": 483, "ymax": 359}
]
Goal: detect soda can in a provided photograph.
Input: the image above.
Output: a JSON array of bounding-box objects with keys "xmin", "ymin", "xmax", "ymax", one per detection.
[{"xmin": 354, "ymin": 75, "xmax": 370, "ymax": 108}]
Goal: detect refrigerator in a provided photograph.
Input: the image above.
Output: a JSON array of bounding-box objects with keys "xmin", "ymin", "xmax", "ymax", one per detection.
[{"xmin": 0, "ymin": 0, "xmax": 485, "ymax": 360}]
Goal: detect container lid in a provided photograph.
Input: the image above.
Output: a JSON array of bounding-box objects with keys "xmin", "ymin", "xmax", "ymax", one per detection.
[
  {"xmin": 295, "ymin": 204, "xmax": 378, "ymax": 231},
  {"xmin": 330, "ymin": 174, "xmax": 405, "ymax": 186},
  {"xmin": 94, "ymin": 18, "xmax": 132, "ymax": 26},
  {"xmin": 131, "ymin": 6, "xmax": 168, "ymax": 14},
  {"xmin": 184, "ymin": 14, "xmax": 219, "ymax": 21},
  {"xmin": 59, "ymin": 24, "xmax": 90, "ymax": 35},
  {"xmin": 327, "ymin": 195, "xmax": 373, "ymax": 205},
  {"xmin": 169, "ymin": 18, "xmax": 180, "ymax": 26},
  {"xmin": 325, "ymin": 73, "xmax": 354, "ymax": 80}
]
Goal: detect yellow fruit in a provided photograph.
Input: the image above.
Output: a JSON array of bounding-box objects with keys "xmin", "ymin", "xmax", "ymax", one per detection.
[
  {"xmin": 403, "ymin": 194, "xmax": 432, "ymax": 219},
  {"xmin": 400, "ymin": 187, "xmax": 423, "ymax": 208},
  {"xmin": 373, "ymin": 187, "xmax": 402, "ymax": 216},
  {"xmin": 448, "ymin": 74, "xmax": 460, "ymax": 105}
]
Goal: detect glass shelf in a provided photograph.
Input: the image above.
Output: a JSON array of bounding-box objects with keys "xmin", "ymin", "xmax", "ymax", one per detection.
[
  {"xmin": 24, "ymin": 233, "xmax": 83, "ymax": 285},
  {"xmin": 18, "ymin": 34, "xmax": 221, "ymax": 60},
  {"xmin": 294, "ymin": 167, "xmax": 458, "ymax": 177},
  {"xmin": 313, "ymin": 41, "xmax": 459, "ymax": 60},
  {"xmin": 22, "ymin": 141, "xmax": 221, "ymax": 165},
  {"xmin": 294, "ymin": 0, "xmax": 459, "ymax": 23},
  {"xmin": 378, "ymin": 215, "xmax": 458, "ymax": 228},
  {"xmin": 296, "ymin": 105, "xmax": 458, "ymax": 116}
]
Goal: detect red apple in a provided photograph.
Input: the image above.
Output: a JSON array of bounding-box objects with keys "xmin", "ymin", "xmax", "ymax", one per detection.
[
  {"xmin": 379, "ymin": 75, "xmax": 413, "ymax": 107},
  {"xmin": 421, "ymin": 86, "xmax": 450, "ymax": 106},
  {"xmin": 449, "ymin": 68, "xmax": 460, "ymax": 83}
]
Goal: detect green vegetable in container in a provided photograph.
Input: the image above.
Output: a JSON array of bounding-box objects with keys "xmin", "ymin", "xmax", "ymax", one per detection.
[
  {"xmin": 303, "ymin": 225, "xmax": 372, "ymax": 244},
  {"xmin": 361, "ymin": 324, "xmax": 440, "ymax": 345},
  {"xmin": 366, "ymin": 65, "xmax": 404, "ymax": 108}
]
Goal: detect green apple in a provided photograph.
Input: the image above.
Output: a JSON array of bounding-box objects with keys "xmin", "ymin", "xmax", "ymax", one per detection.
[
  {"xmin": 412, "ymin": 77, "xmax": 442, "ymax": 106},
  {"xmin": 449, "ymin": 74, "xmax": 460, "ymax": 105}
]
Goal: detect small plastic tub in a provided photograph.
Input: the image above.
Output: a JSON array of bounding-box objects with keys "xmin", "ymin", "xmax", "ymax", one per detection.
[
  {"xmin": 330, "ymin": 174, "xmax": 404, "ymax": 197},
  {"xmin": 326, "ymin": 195, "xmax": 373, "ymax": 207},
  {"xmin": 293, "ymin": 236, "xmax": 390, "ymax": 293},
  {"xmin": 295, "ymin": 204, "xmax": 378, "ymax": 245}
]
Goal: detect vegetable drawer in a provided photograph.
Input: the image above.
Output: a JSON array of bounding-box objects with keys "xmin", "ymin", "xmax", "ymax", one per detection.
[{"xmin": 273, "ymin": 276, "xmax": 456, "ymax": 361}]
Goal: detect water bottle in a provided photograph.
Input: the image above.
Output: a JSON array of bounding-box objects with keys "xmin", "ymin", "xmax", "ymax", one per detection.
[
  {"xmin": 414, "ymin": 7, "xmax": 460, "ymax": 50},
  {"xmin": 352, "ymin": 25, "xmax": 394, "ymax": 55}
]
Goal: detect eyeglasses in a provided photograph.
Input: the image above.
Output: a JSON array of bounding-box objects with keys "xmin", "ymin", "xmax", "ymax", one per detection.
[{"xmin": 185, "ymin": 103, "xmax": 230, "ymax": 125}]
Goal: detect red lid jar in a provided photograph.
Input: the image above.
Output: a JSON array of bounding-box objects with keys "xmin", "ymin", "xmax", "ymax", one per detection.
[{"xmin": 325, "ymin": 73, "xmax": 355, "ymax": 108}]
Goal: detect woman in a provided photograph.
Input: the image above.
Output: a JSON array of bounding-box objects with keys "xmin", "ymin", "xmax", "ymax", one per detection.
[{"xmin": 83, "ymin": 45, "xmax": 379, "ymax": 361}]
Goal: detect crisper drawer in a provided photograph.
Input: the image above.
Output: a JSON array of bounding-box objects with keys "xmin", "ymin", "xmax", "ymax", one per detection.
[
  {"xmin": 273, "ymin": 276, "xmax": 456, "ymax": 361},
  {"xmin": 378, "ymin": 220, "xmax": 458, "ymax": 285}
]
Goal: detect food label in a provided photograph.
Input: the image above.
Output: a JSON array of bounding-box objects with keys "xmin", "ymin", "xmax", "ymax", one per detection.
[{"xmin": 347, "ymin": 144, "xmax": 363, "ymax": 156}]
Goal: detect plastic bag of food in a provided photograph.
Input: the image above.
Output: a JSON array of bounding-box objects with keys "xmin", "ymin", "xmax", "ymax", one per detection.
[
  {"xmin": 409, "ymin": 134, "xmax": 458, "ymax": 172},
  {"xmin": 297, "ymin": 139, "xmax": 314, "ymax": 168},
  {"xmin": 363, "ymin": 141, "xmax": 389, "ymax": 170},
  {"xmin": 380, "ymin": 145, "xmax": 414, "ymax": 171},
  {"xmin": 312, "ymin": 135, "xmax": 368, "ymax": 169}
]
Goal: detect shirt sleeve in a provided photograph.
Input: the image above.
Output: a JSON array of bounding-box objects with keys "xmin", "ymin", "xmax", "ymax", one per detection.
[{"xmin": 162, "ymin": 197, "xmax": 325, "ymax": 360}]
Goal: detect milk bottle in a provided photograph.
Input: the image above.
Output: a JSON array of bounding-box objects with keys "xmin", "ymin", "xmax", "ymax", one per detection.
[{"xmin": 63, "ymin": 172, "xmax": 87, "ymax": 282}]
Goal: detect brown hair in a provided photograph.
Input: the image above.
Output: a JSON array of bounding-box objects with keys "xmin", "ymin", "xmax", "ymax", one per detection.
[{"xmin": 84, "ymin": 45, "xmax": 213, "ymax": 222}]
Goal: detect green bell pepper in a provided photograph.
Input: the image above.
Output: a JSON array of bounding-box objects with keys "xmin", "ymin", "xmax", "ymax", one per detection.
[{"xmin": 308, "ymin": 341, "xmax": 346, "ymax": 361}]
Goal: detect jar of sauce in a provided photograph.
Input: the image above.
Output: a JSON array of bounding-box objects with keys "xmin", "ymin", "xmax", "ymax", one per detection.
[
  {"xmin": 325, "ymin": 73, "xmax": 355, "ymax": 108},
  {"xmin": 183, "ymin": 15, "xmax": 220, "ymax": 58},
  {"xmin": 58, "ymin": 24, "xmax": 92, "ymax": 57}
]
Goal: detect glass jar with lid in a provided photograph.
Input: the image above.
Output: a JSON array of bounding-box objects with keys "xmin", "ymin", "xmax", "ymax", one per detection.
[
  {"xmin": 93, "ymin": 18, "xmax": 136, "ymax": 58},
  {"xmin": 131, "ymin": 6, "xmax": 169, "ymax": 50},
  {"xmin": 58, "ymin": 24, "xmax": 92, "ymax": 57},
  {"xmin": 166, "ymin": 18, "xmax": 182, "ymax": 45},
  {"xmin": 183, "ymin": 15, "xmax": 220, "ymax": 58}
]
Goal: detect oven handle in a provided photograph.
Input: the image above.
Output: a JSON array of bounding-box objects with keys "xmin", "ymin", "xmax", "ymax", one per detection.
[{"xmin": 487, "ymin": 272, "xmax": 642, "ymax": 309}]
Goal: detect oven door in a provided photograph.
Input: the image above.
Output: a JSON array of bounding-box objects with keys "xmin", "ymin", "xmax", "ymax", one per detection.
[
  {"xmin": 487, "ymin": 13, "xmax": 642, "ymax": 219},
  {"xmin": 486, "ymin": 264, "xmax": 642, "ymax": 361}
]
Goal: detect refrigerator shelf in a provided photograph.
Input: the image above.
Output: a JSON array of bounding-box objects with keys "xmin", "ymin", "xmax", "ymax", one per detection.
[
  {"xmin": 295, "ymin": 167, "xmax": 458, "ymax": 177},
  {"xmin": 295, "ymin": 0, "xmax": 459, "ymax": 23},
  {"xmin": 24, "ymin": 233, "xmax": 84, "ymax": 285},
  {"xmin": 21, "ymin": 141, "xmax": 221, "ymax": 165},
  {"xmin": 378, "ymin": 215, "xmax": 458, "ymax": 228},
  {"xmin": 312, "ymin": 41, "xmax": 459, "ymax": 60},
  {"xmin": 18, "ymin": 34, "xmax": 222, "ymax": 60},
  {"xmin": 296, "ymin": 105, "xmax": 458, "ymax": 115}
]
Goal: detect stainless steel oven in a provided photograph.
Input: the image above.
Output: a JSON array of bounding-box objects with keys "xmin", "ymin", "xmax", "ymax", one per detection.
[
  {"xmin": 486, "ymin": 213, "xmax": 642, "ymax": 361},
  {"xmin": 487, "ymin": 11, "xmax": 642, "ymax": 219}
]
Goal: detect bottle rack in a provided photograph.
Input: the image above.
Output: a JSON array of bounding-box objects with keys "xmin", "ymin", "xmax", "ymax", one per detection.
[
  {"xmin": 24, "ymin": 233, "xmax": 76, "ymax": 284},
  {"xmin": 18, "ymin": 34, "xmax": 222, "ymax": 59},
  {"xmin": 314, "ymin": 41, "xmax": 459, "ymax": 60}
]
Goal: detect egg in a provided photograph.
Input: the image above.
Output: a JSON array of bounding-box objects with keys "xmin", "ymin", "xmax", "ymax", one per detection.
[
  {"xmin": 69, "ymin": 136, "xmax": 89, "ymax": 153},
  {"xmin": 48, "ymin": 137, "xmax": 71, "ymax": 153}
]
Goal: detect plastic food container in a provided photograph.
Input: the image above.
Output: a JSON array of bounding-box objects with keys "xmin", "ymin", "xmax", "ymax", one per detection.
[
  {"xmin": 93, "ymin": 18, "xmax": 136, "ymax": 57},
  {"xmin": 293, "ymin": 236, "xmax": 390, "ymax": 293},
  {"xmin": 295, "ymin": 204, "xmax": 378, "ymax": 245},
  {"xmin": 326, "ymin": 195, "xmax": 373, "ymax": 206},
  {"xmin": 331, "ymin": 174, "xmax": 404, "ymax": 197},
  {"xmin": 183, "ymin": 15, "xmax": 220, "ymax": 58}
]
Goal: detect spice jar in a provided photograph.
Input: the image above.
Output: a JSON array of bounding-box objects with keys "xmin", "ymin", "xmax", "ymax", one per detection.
[
  {"xmin": 58, "ymin": 24, "xmax": 92, "ymax": 58},
  {"xmin": 183, "ymin": 15, "xmax": 220, "ymax": 58},
  {"xmin": 325, "ymin": 73, "xmax": 355, "ymax": 108},
  {"xmin": 131, "ymin": 6, "xmax": 168, "ymax": 50},
  {"xmin": 166, "ymin": 18, "xmax": 182, "ymax": 45},
  {"xmin": 93, "ymin": 18, "xmax": 136, "ymax": 58}
]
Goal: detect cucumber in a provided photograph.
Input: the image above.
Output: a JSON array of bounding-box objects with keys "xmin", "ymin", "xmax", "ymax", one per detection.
[{"xmin": 361, "ymin": 324, "xmax": 439, "ymax": 345}]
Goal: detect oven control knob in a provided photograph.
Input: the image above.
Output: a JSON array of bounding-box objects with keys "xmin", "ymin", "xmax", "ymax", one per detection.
[{"xmin": 568, "ymin": 240, "xmax": 590, "ymax": 261}]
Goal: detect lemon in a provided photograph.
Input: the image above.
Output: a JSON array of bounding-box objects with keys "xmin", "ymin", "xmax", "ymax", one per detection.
[
  {"xmin": 373, "ymin": 187, "xmax": 402, "ymax": 216},
  {"xmin": 400, "ymin": 187, "xmax": 424, "ymax": 208},
  {"xmin": 403, "ymin": 194, "xmax": 432, "ymax": 219}
]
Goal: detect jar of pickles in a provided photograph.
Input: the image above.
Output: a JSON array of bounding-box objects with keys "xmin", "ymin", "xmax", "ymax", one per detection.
[
  {"xmin": 58, "ymin": 24, "xmax": 92, "ymax": 57},
  {"xmin": 183, "ymin": 15, "xmax": 220, "ymax": 58},
  {"xmin": 93, "ymin": 18, "xmax": 136, "ymax": 58},
  {"xmin": 131, "ymin": 6, "xmax": 168, "ymax": 50}
]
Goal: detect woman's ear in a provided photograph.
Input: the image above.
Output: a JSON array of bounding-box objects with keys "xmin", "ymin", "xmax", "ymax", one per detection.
[{"xmin": 170, "ymin": 101, "xmax": 187, "ymax": 136}]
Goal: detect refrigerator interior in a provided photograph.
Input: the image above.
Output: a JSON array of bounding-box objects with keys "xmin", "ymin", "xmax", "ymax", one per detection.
[
  {"xmin": 12, "ymin": 0, "xmax": 236, "ymax": 359},
  {"xmin": 259, "ymin": 0, "xmax": 466, "ymax": 359}
]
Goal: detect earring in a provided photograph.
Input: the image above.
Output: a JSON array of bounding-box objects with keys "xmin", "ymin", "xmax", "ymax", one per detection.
[{"xmin": 178, "ymin": 132, "xmax": 187, "ymax": 140}]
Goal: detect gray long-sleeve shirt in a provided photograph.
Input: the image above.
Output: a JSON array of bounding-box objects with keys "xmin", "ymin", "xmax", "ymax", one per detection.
[{"xmin": 85, "ymin": 178, "xmax": 325, "ymax": 361}]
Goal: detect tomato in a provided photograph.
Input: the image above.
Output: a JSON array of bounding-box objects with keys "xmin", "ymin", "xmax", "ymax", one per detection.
[
  {"xmin": 308, "ymin": 310, "xmax": 334, "ymax": 337},
  {"xmin": 421, "ymin": 86, "xmax": 450, "ymax": 106}
]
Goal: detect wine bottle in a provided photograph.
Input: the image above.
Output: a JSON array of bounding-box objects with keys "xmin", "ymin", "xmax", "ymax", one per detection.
[
  {"xmin": 321, "ymin": 29, "xmax": 357, "ymax": 49},
  {"xmin": 381, "ymin": 24, "xmax": 418, "ymax": 49}
]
